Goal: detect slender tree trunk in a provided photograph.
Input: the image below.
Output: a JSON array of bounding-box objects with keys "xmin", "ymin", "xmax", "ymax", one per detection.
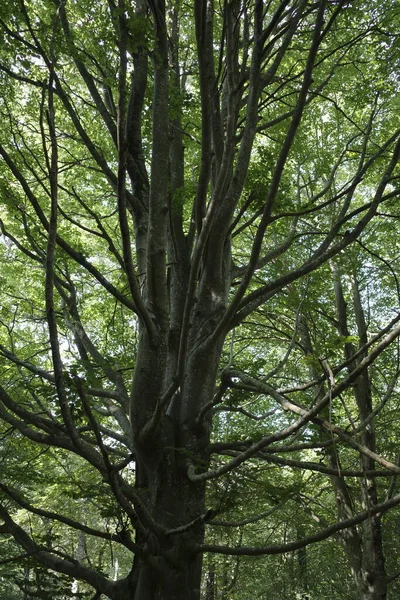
[
  {"xmin": 72, "ymin": 530, "xmax": 86, "ymax": 600},
  {"xmin": 205, "ymin": 556, "xmax": 216, "ymax": 600},
  {"xmin": 297, "ymin": 524, "xmax": 309, "ymax": 598},
  {"xmin": 300, "ymin": 281, "xmax": 387, "ymax": 600},
  {"xmin": 23, "ymin": 566, "xmax": 30, "ymax": 600},
  {"xmin": 332, "ymin": 268, "xmax": 387, "ymax": 600}
]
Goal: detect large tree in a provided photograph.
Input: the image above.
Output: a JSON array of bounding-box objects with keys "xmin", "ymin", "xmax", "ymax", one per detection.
[{"xmin": 0, "ymin": 0, "xmax": 400, "ymax": 598}]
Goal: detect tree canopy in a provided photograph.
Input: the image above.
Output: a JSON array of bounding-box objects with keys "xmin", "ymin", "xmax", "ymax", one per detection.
[{"xmin": 0, "ymin": 0, "xmax": 399, "ymax": 599}]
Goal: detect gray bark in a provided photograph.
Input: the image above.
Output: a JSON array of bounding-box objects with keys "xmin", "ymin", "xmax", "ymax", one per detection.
[{"xmin": 332, "ymin": 268, "xmax": 386, "ymax": 600}]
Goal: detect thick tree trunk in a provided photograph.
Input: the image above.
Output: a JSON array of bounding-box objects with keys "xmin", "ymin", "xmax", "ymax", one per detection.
[
  {"xmin": 354, "ymin": 565, "xmax": 386, "ymax": 600},
  {"xmin": 132, "ymin": 544, "xmax": 203, "ymax": 600},
  {"xmin": 127, "ymin": 311, "xmax": 226, "ymax": 600},
  {"xmin": 125, "ymin": 438, "xmax": 208, "ymax": 600}
]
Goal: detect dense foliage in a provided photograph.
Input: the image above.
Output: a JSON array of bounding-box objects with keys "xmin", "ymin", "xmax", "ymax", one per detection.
[{"xmin": 0, "ymin": 0, "xmax": 399, "ymax": 598}]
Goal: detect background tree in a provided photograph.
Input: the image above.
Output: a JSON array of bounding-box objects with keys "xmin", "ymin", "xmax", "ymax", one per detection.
[{"xmin": 0, "ymin": 0, "xmax": 399, "ymax": 599}]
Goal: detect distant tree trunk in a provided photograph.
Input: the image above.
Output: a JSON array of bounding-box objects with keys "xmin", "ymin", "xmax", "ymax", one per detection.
[
  {"xmin": 23, "ymin": 566, "xmax": 30, "ymax": 600},
  {"xmin": 205, "ymin": 558, "xmax": 215, "ymax": 600},
  {"xmin": 113, "ymin": 557, "xmax": 119, "ymax": 582},
  {"xmin": 72, "ymin": 530, "xmax": 86, "ymax": 600},
  {"xmin": 300, "ymin": 267, "xmax": 388, "ymax": 600},
  {"xmin": 297, "ymin": 524, "xmax": 309, "ymax": 598},
  {"xmin": 332, "ymin": 268, "xmax": 386, "ymax": 600}
]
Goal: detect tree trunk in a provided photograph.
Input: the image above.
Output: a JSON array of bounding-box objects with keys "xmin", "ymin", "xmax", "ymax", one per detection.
[
  {"xmin": 72, "ymin": 530, "xmax": 86, "ymax": 600},
  {"xmin": 353, "ymin": 563, "xmax": 387, "ymax": 600},
  {"xmin": 205, "ymin": 558, "xmax": 215, "ymax": 600},
  {"xmin": 126, "ymin": 302, "xmax": 227, "ymax": 600},
  {"xmin": 297, "ymin": 524, "xmax": 309, "ymax": 598},
  {"xmin": 129, "ymin": 449, "xmax": 206, "ymax": 600},
  {"xmin": 300, "ymin": 277, "xmax": 387, "ymax": 600},
  {"xmin": 332, "ymin": 268, "xmax": 387, "ymax": 600}
]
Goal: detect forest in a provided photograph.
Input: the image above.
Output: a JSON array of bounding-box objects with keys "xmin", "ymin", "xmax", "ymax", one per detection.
[{"xmin": 0, "ymin": 0, "xmax": 399, "ymax": 598}]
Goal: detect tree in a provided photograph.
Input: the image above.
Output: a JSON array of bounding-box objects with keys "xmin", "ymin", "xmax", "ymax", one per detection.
[{"xmin": 0, "ymin": 0, "xmax": 399, "ymax": 599}]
